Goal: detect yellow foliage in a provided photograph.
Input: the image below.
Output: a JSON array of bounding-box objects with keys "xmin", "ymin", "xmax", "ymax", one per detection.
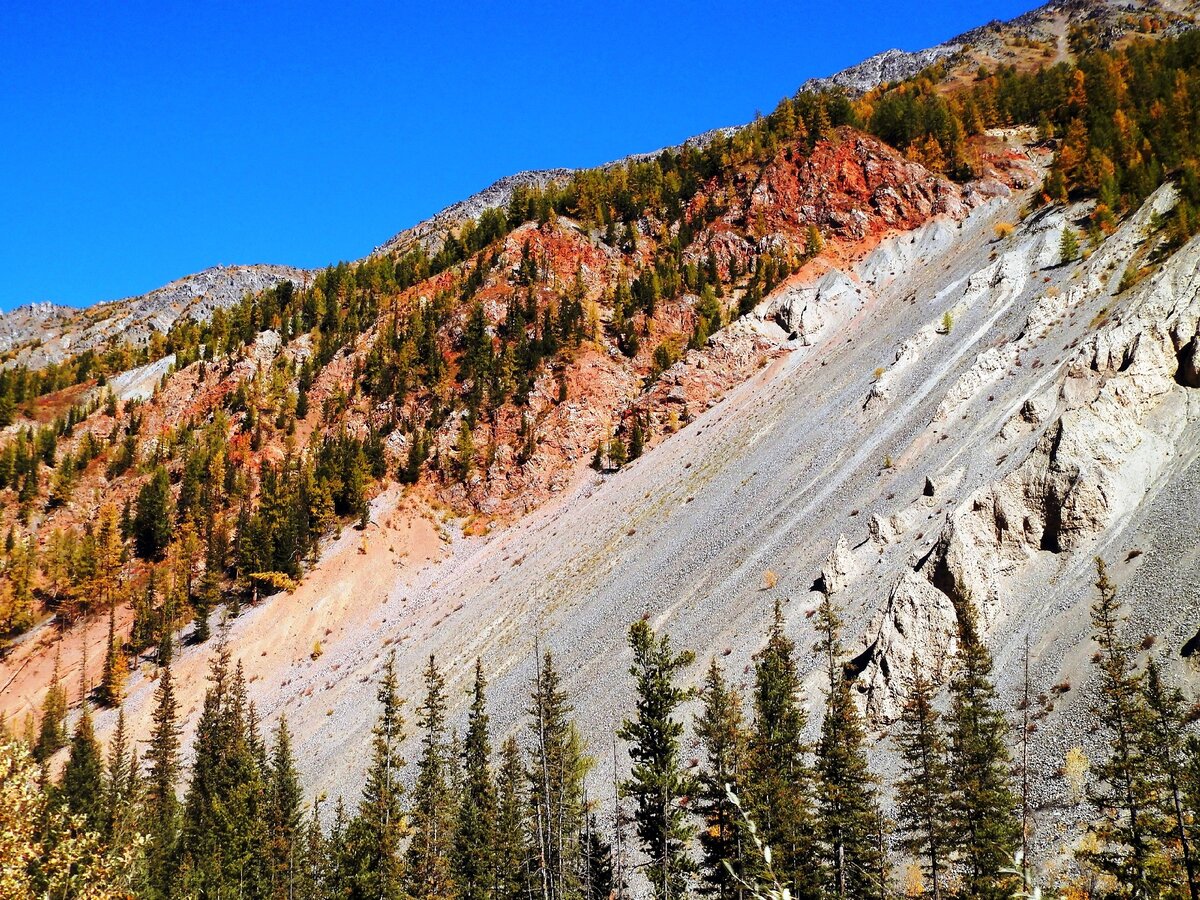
[
  {"xmin": 1064, "ymin": 746, "xmax": 1090, "ymax": 804},
  {"xmin": 762, "ymin": 570, "xmax": 778, "ymax": 590}
]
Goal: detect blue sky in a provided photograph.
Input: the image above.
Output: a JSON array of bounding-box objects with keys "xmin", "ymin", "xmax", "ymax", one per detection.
[{"xmin": 1, "ymin": 0, "xmax": 1039, "ymax": 310}]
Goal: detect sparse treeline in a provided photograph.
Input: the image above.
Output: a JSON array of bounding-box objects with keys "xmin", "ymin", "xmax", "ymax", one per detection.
[{"xmin": 4, "ymin": 562, "xmax": 1199, "ymax": 899}]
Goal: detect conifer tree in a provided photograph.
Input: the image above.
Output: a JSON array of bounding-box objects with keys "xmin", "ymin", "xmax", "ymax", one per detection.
[
  {"xmin": 103, "ymin": 709, "xmax": 137, "ymax": 844},
  {"xmin": 60, "ymin": 698, "xmax": 104, "ymax": 831},
  {"xmin": 145, "ymin": 665, "xmax": 182, "ymax": 900},
  {"xmin": 495, "ymin": 735, "xmax": 530, "ymax": 900},
  {"xmin": 407, "ymin": 654, "xmax": 457, "ymax": 900},
  {"xmin": 618, "ymin": 619, "xmax": 696, "ymax": 900},
  {"xmin": 946, "ymin": 602, "xmax": 1019, "ymax": 900},
  {"xmin": 895, "ymin": 659, "xmax": 952, "ymax": 900},
  {"xmin": 581, "ymin": 810, "xmax": 617, "ymax": 900},
  {"xmin": 743, "ymin": 601, "xmax": 819, "ymax": 899},
  {"xmin": 1142, "ymin": 656, "xmax": 1199, "ymax": 900},
  {"xmin": 35, "ymin": 647, "xmax": 68, "ymax": 762},
  {"xmin": 814, "ymin": 592, "xmax": 885, "ymax": 900},
  {"xmin": 268, "ymin": 716, "xmax": 305, "ymax": 900},
  {"xmin": 455, "ymin": 659, "xmax": 498, "ymax": 900},
  {"xmin": 1084, "ymin": 558, "xmax": 1168, "ymax": 899},
  {"xmin": 695, "ymin": 658, "xmax": 747, "ymax": 899},
  {"xmin": 180, "ymin": 645, "xmax": 269, "ymax": 898},
  {"xmin": 1060, "ymin": 226, "xmax": 1081, "ymax": 264},
  {"xmin": 348, "ymin": 651, "xmax": 406, "ymax": 900},
  {"xmin": 99, "ymin": 603, "xmax": 128, "ymax": 707},
  {"xmin": 528, "ymin": 647, "xmax": 588, "ymax": 900}
]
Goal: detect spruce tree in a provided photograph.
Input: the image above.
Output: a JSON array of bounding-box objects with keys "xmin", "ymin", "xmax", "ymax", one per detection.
[
  {"xmin": 946, "ymin": 602, "xmax": 1019, "ymax": 900},
  {"xmin": 581, "ymin": 811, "xmax": 617, "ymax": 900},
  {"xmin": 268, "ymin": 716, "xmax": 305, "ymax": 900},
  {"xmin": 1143, "ymin": 656, "xmax": 1199, "ymax": 900},
  {"xmin": 528, "ymin": 647, "xmax": 587, "ymax": 900},
  {"xmin": 60, "ymin": 699, "xmax": 104, "ymax": 831},
  {"xmin": 695, "ymin": 658, "xmax": 747, "ymax": 899},
  {"xmin": 814, "ymin": 592, "xmax": 885, "ymax": 900},
  {"xmin": 495, "ymin": 735, "xmax": 530, "ymax": 900},
  {"xmin": 618, "ymin": 619, "xmax": 696, "ymax": 900},
  {"xmin": 35, "ymin": 647, "xmax": 68, "ymax": 762},
  {"xmin": 743, "ymin": 600, "xmax": 819, "ymax": 899},
  {"xmin": 1084, "ymin": 559, "xmax": 1169, "ymax": 898},
  {"xmin": 455, "ymin": 659, "xmax": 498, "ymax": 900},
  {"xmin": 103, "ymin": 709, "xmax": 137, "ymax": 844},
  {"xmin": 895, "ymin": 658, "xmax": 952, "ymax": 900},
  {"xmin": 406, "ymin": 654, "xmax": 457, "ymax": 900},
  {"xmin": 145, "ymin": 665, "xmax": 182, "ymax": 900},
  {"xmin": 348, "ymin": 651, "xmax": 406, "ymax": 900},
  {"xmin": 180, "ymin": 647, "xmax": 269, "ymax": 898},
  {"xmin": 99, "ymin": 603, "xmax": 128, "ymax": 707}
]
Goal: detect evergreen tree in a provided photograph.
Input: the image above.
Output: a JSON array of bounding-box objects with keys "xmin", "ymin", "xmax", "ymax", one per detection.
[
  {"xmin": 695, "ymin": 658, "xmax": 747, "ymax": 899},
  {"xmin": 581, "ymin": 811, "xmax": 617, "ymax": 900},
  {"xmin": 134, "ymin": 466, "xmax": 173, "ymax": 560},
  {"xmin": 1060, "ymin": 225, "xmax": 1081, "ymax": 264},
  {"xmin": 895, "ymin": 659, "xmax": 952, "ymax": 900},
  {"xmin": 348, "ymin": 651, "xmax": 406, "ymax": 900},
  {"xmin": 743, "ymin": 601, "xmax": 819, "ymax": 899},
  {"xmin": 618, "ymin": 619, "xmax": 696, "ymax": 900},
  {"xmin": 814, "ymin": 592, "xmax": 885, "ymax": 900},
  {"xmin": 60, "ymin": 700, "xmax": 104, "ymax": 831},
  {"xmin": 268, "ymin": 716, "xmax": 305, "ymax": 900},
  {"xmin": 495, "ymin": 735, "xmax": 530, "ymax": 900},
  {"xmin": 406, "ymin": 654, "xmax": 457, "ymax": 900},
  {"xmin": 145, "ymin": 665, "xmax": 182, "ymax": 900},
  {"xmin": 455, "ymin": 659, "xmax": 498, "ymax": 900},
  {"xmin": 1142, "ymin": 656, "xmax": 1199, "ymax": 900},
  {"xmin": 103, "ymin": 709, "xmax": 138, "ymax": 844},
  {"xmin": 99, "ymin": 603, "xmax": 128, "ymax": 707},
  {"xmin": 528, "ymin": 648, "xmax": 588, "ymax": 900},
  {"xmin": 35, "ymin": 647, "xmax": 69, "ymax": 762},
  {"xmin": 1084, "ymin": 557, "xmax": 1170, "ymax": 898},
  {"xmin": 946, "ymin": 602, "xmax": 1019, "ymax": 900},
  {"xmin": 180, "ymin": 645, "xmax": 269, "ymax": 899}
]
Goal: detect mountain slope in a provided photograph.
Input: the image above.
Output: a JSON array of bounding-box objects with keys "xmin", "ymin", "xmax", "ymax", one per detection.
[{"xmin": 1, "ymin": 0, "xmax": 1200, "ymax": 863}]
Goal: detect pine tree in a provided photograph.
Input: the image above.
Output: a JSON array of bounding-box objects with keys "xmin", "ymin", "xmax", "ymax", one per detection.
[
  {"xmin": 581, "ymin": 811, "xmax": 617, "ymax": 900},
  {"xmin": 895, "ymin": 659, "xmax": 952, "ymax": 900},
  {"xmin": 455, "ymin": 659, "xmax": 498, "ymax": 900},
  {"xmin": 103, "ymin": 709, "xmax": 137, "ymax": 844},
  {"xmin": 528, "ymin": 648, "xmax": 588, "ymax": 900},
  {"xmin": 35, "ymin": 647, "xmax": 68, "ymax": 762},
  {"xmin": 1084, "ymin": 558, "xmax": 1169, "ymax": 898},
  {"xmin": 695, "ymin": 658, "xmax": 747, "ymax": 899},
  {"xmin": 618, "ymin": 619, "xmax": 696, "ymax": 900},
  {"xmin": 60, "ymin": 699, "xmax": 104, "ymax": 831},
  {"xmin": 180, "ymin": 645, "xmax": 269, "ymax": 898},
  {"xmin": 145, "ymin": 665, "xmax": 182, "ymax": 900},
  {"xmin": 406, "ymin": 654, "xmax": 457, "ymax": 900},
  {"xmin": 99, "ymin": 603, "xmax": 128, "ymax": 707},
  {"xmin": 1142, "ymin": 656, "xmax": 1199, "ymax": 900},
  {"xmin": 946, "ymin": 602, "xmax": 1019, "ymax": 900},
  {"xmin": 814, "ymin": 592, "xmax": 885, "ymax": 900},
  {"xmin": 743, "ymin": 601, "xmax": 819, "ymax": 899},
  {"xmin": 1060, "ymin": 225, "xmax": 1081, "ymax": 264},
  {"xmin": 134, "ymin": 466, "xmax": 173, "ymax": 560},
  {"xmin": 348, "ymin": 651, "xmax": 406, "ymax": 900},
  {"xmin": 268, "ymin": 716, "xmax": 305, "ymax": 900},
  {"xmin": 495, "ymin": 735, "xmax": 530, "ymax": 900}
]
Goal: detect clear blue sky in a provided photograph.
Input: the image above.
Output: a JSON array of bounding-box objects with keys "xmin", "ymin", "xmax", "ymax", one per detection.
[{"xmin": 1, "ymin": 0, "xmax": 1039, "ymax": 310}]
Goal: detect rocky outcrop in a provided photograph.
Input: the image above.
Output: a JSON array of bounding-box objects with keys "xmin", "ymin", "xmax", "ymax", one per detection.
[{"xmin": 858, "ymin": 183, "xmax": 1200, "ymax": 720}]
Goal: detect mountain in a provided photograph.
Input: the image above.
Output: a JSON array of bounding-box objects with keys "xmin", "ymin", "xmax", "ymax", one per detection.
[
  {"xmin": 0, "ymin": 264, "xmax": 309, "ymax": 370},
  {"xmin": 2, "ymin": 0, "xmax": 1200, "ymax": 891}
]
